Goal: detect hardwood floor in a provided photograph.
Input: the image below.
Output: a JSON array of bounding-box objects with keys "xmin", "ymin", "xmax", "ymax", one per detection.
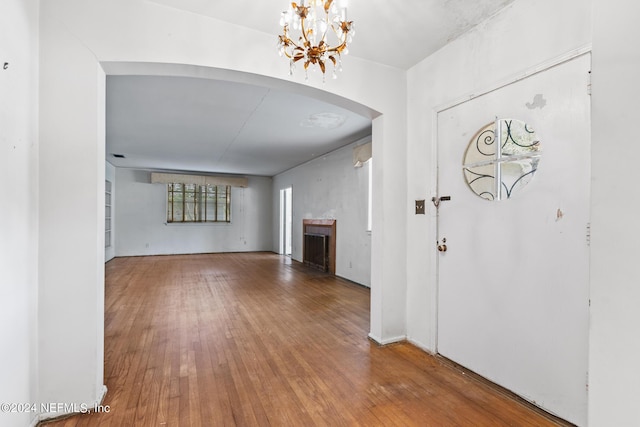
[{"xmin": 40, "ymin": 253, "xmax": 568, "ymax": 426}]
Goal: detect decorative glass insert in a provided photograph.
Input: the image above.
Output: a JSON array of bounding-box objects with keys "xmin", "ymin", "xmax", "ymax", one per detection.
[{"xmin": 463, "ymin": 119, "xmax": 541, "ymax": 201}]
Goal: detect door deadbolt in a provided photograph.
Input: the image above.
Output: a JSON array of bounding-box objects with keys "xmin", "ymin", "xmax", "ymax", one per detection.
[{"xmin": 437, "ymin": 238, "xmax": 447, "ymax": 252}]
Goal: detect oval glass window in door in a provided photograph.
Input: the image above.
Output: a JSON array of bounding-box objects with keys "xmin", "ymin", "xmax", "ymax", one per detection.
[{"xmin": 462, "ymin": 119, "xmax": 541, "ymax": 201}]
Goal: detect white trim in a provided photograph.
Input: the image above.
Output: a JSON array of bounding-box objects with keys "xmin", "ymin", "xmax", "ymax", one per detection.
[
  {"xmin": 435, "ymin": 44, "xmax": 592, "ymax": 114},
  {"xmin": 430, "ymin": 107, "xmax": 440, "ymax": 353},
  {"xmin": 368, "ymin": 333, "xmax": 406, "ymax": 346},
  {"xmin": 407, "ymin": 337, "xmax": 436, "ymax": 355}
]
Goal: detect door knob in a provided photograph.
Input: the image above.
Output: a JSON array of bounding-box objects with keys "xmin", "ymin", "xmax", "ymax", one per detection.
[
  {"xmin": 437, "ymin": 238, "xmax": 447, "ymax": 252},
  {"xmin": 432, "ymin": 196, "xmax": 451, "ymax": 208}
]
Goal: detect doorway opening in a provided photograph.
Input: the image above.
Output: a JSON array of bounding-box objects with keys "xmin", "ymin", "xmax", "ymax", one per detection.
[{"xmin": 279, "ymin": 187, "xmax": 292, "ymax": 256}]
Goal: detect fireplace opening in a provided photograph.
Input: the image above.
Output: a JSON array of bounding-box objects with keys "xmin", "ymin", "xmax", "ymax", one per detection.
[{"xmin": 302, "ymin": 219, "xmax": 336, "ymax": 274}]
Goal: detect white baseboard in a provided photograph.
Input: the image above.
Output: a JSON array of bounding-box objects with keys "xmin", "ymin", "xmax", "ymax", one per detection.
[
  {"xmin": 368, "ymin": 333, "xmax": 406, "ymax": 346},
  {"xmin": 406, "ymin": 337, "xmax": 435, "ymax": 355}
]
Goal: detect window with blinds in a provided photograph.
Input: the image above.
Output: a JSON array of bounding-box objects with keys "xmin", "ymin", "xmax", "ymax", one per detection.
[{"xmin": 166, "ymin": 183, "xmax": 231, "ymax": 223}]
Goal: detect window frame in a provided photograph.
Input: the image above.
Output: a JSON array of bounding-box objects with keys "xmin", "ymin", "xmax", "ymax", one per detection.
[{"xmin": 166, "ymin": 183, "xmax": 231, "ymax": 224}]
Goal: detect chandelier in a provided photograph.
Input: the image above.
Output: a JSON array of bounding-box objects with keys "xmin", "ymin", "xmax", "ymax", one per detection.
[{"xmin": 277, "ymin": 0, "xmax": 355, "ymax": 81}]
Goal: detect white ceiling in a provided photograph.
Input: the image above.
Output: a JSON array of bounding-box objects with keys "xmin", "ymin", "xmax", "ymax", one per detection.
[
  {"xmin": 107, "ymin": 75, "xmax": 372, "ymax": 176},
  {"xmin": 106, "ymin": 0, "xmax": 515, "ymax": 176},
  {"xmin": 146, "ymin": 0, "xmax": 515, "ymax": 70}
]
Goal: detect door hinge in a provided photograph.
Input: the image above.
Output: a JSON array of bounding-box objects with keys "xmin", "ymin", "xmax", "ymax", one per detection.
[
  {"xmin": 587, "ymin": 71, "xmax": 592, "ymax": 96},
  {"xmin": 586, "ymin": 222, "xmax": 591, "ymax": 246}
]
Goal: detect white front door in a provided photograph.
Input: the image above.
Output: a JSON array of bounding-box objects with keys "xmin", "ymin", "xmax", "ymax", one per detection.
[{"xmin": 436, "ymin": 54, "xmax": 591, "ymax": 425}]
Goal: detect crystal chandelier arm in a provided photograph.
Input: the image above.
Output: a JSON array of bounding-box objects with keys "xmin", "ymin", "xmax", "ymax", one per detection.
[
  {"xmin": 279, "ymin": 25, "xmax": 306, "ymax": 61},
  {"xmin": 319, "ymin": 0, "xmax": 332, "ymax": 41},
  {"xmin": 278, "ymin": 33, "xmax": 296, "ymax": 59},
  {"xmin": 328, "ymin": 19, "xmax": 352, "ymax": 53},
  {"xmin": 296, "ymin": 4, "xmax": 311, "ymax": 47},
  {"xmin": 277, "ymin": 0, "xmax": 353, "ymax": 78}
]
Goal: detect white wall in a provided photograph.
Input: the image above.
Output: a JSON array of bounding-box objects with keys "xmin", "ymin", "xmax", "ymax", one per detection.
[
  {"xmin": 115, "ymin": 169, "xmax": 272, "ymax": 256},
  {"xmin": 405, "ymin": 0, "xmax": 592, "ymax": 354},
  {"xmin": 105, "ymin": 162, "xmax": 116, "ymax": 262},
  {"xmin": 38, "ymin": 0, "xmax": 106, "ymax": 417},
  {"xmin": 405, "ymin": 0, "xmax": 592, "ymax": 424},
  {"xmin": 273, "ymin": 140, "xmax": 372, "ymax": 287},
  {"xmin": 589, "ymin": 1, "xmax": 640, "ymax": 425},
  {"xmin": 39, "ymin": 1, "xmax": 407, "ymax": 388},
  {"xmin": 0, "ymin": 1, "xmax": 39, "ymax": 426},
  {"xmin": 26, "ymin": 0, "xmax": 640, "ymax": 424}
]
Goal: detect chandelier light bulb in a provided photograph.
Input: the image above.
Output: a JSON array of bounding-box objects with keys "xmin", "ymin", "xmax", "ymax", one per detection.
[
  {"xmin": 276, "ymin": 0, "xmax": 355, "ymax": 81},
  {"xmin": 319, "ymin": 19, "xmax": 328, "ymax": 34},
  {"xmin": 279, "ymin": 11, "xmax": 287, "ymax": 27}
]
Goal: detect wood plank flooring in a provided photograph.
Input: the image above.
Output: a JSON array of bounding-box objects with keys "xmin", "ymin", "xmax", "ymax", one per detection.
[{"xmin": 40, "ymin": 252, "xmax": 569, "ymax": 426}]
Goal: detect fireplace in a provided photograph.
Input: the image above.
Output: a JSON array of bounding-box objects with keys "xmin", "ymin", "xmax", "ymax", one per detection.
[{"xmin": 302, "ymin": 219, "xmax": 336, "ymax": 274}]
